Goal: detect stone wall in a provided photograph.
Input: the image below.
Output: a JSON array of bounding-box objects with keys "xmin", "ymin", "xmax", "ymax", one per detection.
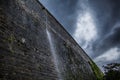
[{"xmin": 0, "ymin": 0, "xmax": 103, "ymax": 80}]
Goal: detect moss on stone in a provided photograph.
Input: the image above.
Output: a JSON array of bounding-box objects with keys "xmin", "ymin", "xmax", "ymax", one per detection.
[
  {"xmin": 8, "ymin": 34, "xmax": 16, "ymax": 53},
  {"xmin": 89, "ymin": 61, "xmax": 104, "ymax": 80}
]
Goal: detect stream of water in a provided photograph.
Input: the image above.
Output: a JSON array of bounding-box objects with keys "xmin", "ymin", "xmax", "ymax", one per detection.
[{"xmin": 46, "ymin": 29, "xmax": 63, "ymax": 80}]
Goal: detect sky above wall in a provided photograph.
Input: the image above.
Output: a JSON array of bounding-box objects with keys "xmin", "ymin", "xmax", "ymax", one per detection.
[{"xmin": 39, "ymin": 0, "xmax": 120, "ymax": 70}]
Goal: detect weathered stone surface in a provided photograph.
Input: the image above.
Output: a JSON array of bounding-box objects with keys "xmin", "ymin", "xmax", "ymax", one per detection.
[{"xmin": 0, "ymin": 0, "xmax": 103, "ymax": 80}]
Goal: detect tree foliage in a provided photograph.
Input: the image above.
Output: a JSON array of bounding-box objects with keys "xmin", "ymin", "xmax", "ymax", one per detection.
[{"xmin": 103, "ymin": 63, "xmax": 120, "ymax": 80}]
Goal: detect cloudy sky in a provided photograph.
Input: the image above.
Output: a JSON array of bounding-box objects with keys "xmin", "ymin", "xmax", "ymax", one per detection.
[{"xmin": 39, "ymin": 0, "xmax": 120, "ymax": 70}]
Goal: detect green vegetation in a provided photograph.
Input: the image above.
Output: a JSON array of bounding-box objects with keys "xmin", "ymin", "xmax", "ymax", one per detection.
[
  {"xmin": 89, "ymin": 61, "xmax": 104, "ymax": 80},
  {"xmin": 8, "ymin": 34, "xmax": 16, "ymax": 53},
  {"xmin": 103, "ymin": 63, "xmax": 120, "ymax": 80}
]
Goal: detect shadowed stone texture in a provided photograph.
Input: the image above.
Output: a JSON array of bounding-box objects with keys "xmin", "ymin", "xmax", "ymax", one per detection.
[{"xmin": 0, "ymin": 0, "xmax": 103, "ymax": 80}]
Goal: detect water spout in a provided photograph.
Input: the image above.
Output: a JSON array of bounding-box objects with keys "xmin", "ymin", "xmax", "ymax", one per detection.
[{"xmin": 46, "ymin": 29, "xmax": 62, "ymax": 80}]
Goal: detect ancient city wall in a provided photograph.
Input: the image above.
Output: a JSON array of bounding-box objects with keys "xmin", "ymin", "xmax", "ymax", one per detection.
[{"xmin": 0, "ymin": 0, "xmax": 103, "ymax": 80}]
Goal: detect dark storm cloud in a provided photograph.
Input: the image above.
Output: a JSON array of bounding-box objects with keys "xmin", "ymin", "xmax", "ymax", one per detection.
[
  {"xmin": 88, "ymin": 0, "xmax": 120, "ymax": 36},
  {"xmin": 93, "ymin": 26, "xmax": 120, "ymax": 57},
  {"xmin": 102, "ymin": 27, "xmax": 120, "ymax": 49},
  {"xmin": 39, "ymin": 0, "xmax": 79, "ymax": 34},
  {"xmin": 89, "ymin": 0, "xmax": 120, "ymax": 58}
]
